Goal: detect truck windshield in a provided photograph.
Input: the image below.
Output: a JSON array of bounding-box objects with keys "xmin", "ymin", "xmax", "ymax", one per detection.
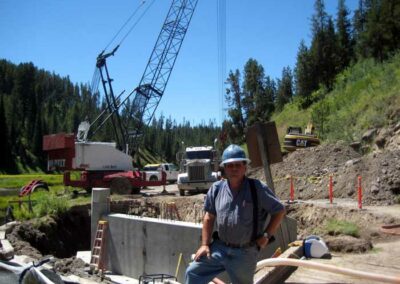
[{"xmin": 186, "ymin": 150, "xmax": 212, "ymax": 159}]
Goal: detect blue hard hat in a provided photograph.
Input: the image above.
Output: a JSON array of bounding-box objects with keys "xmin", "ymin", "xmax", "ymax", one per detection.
[{"xmin": 220, "ymin": 144, "xmax": 251, "ymax": 166}]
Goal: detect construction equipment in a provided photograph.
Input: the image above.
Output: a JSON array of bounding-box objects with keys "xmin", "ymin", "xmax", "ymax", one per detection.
[
  {"xmin": 43, "ymin": 0, "xmax": 199, "ymax": 193},
  {"xmin": 283, "ymin": 122, "xmax": 320, "ymax": 152},
  {"xmin": 91, "ymin": 220, "xmax": 108, "ymax": 271}
]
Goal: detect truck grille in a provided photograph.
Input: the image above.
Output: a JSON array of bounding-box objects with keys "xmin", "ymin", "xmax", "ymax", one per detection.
[{"xmin": 188, "ymin": 165, "xmax": 205, "ymax": 181}]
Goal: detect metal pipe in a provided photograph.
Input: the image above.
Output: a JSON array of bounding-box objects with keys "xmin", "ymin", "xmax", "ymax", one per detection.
[{"xmin": 255, "ymin": 258, "xmax": 400, "ymax": 284}]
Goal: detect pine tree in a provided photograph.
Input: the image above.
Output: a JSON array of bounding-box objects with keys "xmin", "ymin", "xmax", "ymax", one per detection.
[
  {"xmin": 379, "ymin": 0, "xmax": 400, "ymax": 59},
  {"xmin": 0, "ymin": 95, "xmax": 14, "ymax": 171},
  {"xmin": 276, "ymin": 66, "xmax": 294, "ymax": 111},
  {"xmin": 295, "ymin": 41, "xmax": 317, "ymax": 108},
  {"xmin": 336, "ymin": 0, "xmax": 354, "ymax": 70},
  {"xmin": 310, "ymin": 0, "xmax": 339, "ymax": 90},
  {"xmin": 353, "ymin": 0, "xmax": 369, "ymax": 59},
  {"xmin": 225, "ymin": 69, "xmax": 245, "ymax": 141},
  {"xmin": 242, "ymin": 58, "xmax": 275, "ymax": 125}
]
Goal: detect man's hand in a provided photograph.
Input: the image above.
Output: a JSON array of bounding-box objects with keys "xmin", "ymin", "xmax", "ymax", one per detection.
[
  {"xmin": 194, "ymin": 244, "xmax": 210, "ymax": 261},
  {"xmin": 256, "ymin": 236, "xmax": 269, "ymax": 249}
]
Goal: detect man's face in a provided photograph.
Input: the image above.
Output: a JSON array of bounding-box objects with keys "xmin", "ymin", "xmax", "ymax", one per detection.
[{"xmin": 224, "ymin": 161, "xmax": 246, "ymax": 181}]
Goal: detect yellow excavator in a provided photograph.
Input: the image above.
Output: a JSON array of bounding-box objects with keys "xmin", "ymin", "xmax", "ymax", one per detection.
[{"xmin": 283, "ymin": 122, "xmax": 320, "ymax": 152}]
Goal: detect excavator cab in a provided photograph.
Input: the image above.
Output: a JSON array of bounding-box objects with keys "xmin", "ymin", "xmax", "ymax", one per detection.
[{"xmin": 283, "ymin": 122, "xmax": 320, "ymax": 152}]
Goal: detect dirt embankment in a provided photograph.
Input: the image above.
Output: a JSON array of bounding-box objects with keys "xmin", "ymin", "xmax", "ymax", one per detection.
[{"xmin": 248, "ymin": 123, "xmax": 400, "ymax": 206}]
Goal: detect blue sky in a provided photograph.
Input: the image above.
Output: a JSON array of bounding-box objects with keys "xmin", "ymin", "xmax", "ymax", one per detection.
[{"xmin": 0, "ymin": 0, "xmax": 358, "ymax": 126}]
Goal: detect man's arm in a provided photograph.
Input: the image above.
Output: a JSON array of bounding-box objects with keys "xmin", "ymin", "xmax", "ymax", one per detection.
[
  {"xmin": 202, "ymin": 212, "xmax": 215, "ymax": 245},
  {"xmin": 194, "ymin": 212, "xmax": 215, "ymax": 260},
  {"xmin": 266, "ymin": 209, "xmax": 286, "ymax": 236},
  {"xmin": 256, "ymin": 209, "xmax": 286, "ymax": 249}
]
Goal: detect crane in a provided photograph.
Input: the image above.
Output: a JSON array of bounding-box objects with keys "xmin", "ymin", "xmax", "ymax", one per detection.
[
  {"xmin": 43, "ymin": 0, "xmax": 199, "ymax": 193},
  {"xmin": 78, "ymin": 0, "xmax": 199, "ymax": 157}
]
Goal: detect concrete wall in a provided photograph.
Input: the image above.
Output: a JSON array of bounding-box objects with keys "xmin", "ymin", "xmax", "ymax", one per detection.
[
  {"xmin": 103, "ymin": 214, "xmax": 297, "ymax": 283},
  {"xmin": 106, "ymin": 214, "xmax": 202, "ymax": 282}
]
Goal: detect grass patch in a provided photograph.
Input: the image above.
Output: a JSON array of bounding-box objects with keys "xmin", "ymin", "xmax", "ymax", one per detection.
[
  {"xmin": 0, "ymin": 174, "xmax": 63, "ymax": 189},
  {"xmin": 6, "ymin": 187, "xmax": 91, "ymax": 221},
  {"xmin": 0, "ymin": 174, "xmax": 91, "ymax": 223},
  {"xmin": 272, "ymin": 52, "xmax": 400, "ymax": 145},
  {"xmin": 369, "ymin": 247, "xmax": 383, "ymax": 254},
  {"xmin": 325, "ymin": 218, "xmax": 360, "ymax": 237}
]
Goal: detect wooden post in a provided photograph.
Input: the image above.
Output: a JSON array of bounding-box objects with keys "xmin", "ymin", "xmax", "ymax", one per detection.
[
  {"xmin": 290, "ymin": 176, "xmax": 294, "ymax": 202},
  {"xmin": 255, "ymin": 123, "xmax": 276, "ymax": 193}
]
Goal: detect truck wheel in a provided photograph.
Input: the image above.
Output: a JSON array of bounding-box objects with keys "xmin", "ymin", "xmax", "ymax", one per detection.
[
  {"xmin": 149, "ymin": 176, "xmax": 158, "ymax": 181},
  {"xmin": 179, "ymin": 189, "xmax": 185, "ymax": 196},
  {"xmin": 131, "ymin": 187, "xmax": 141, "ymax": 194},
  {"xmin": 110, "ymin": 177, "xmax": 132, "ymax": 195}
]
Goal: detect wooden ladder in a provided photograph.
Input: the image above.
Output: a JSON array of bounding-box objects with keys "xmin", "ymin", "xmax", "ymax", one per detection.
[{"xmin": 90, "ymin": 220, "xmax": 108, "ymax": 271}]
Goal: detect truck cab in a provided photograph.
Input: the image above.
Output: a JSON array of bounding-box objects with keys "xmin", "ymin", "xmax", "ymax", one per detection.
[{"xmin": 177, "ymin": 146, "xmax": 220, "ymax": 196}]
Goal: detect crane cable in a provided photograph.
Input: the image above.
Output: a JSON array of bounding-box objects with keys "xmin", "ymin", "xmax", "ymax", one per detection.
[
  {"xmin": 217, "ymin": 0, "xmax": 226, "ymax": 125},
  {"xmin": 103, "ymin": 0, "xmax": 147, "ymax": 52},
  {"xmin": 117, "ymin": 0, "xmax": 156, "ymax": 48},
  {"xmin": 89, "ymin": 0, "xmax": 156, "ymax": 97}
]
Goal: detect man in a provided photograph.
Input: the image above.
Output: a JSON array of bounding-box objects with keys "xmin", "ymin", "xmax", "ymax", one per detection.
[{"xmin": 185, "ymin": 144, "xmax": 285, "ymax": 284}]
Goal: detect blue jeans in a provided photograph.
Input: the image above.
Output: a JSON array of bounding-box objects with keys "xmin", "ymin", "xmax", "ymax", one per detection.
[{"xmin": 185, "ymin": 240, "xmax": 259, "ymax": 284}]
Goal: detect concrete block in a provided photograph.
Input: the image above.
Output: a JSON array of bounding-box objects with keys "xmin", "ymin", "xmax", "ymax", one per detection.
[
  {"xmin": 76, "ymin": 251, "xmax": 91, "ymax": 264},
  {"xmin": 0, "ymin": 239, "xmax": 15, "ymax": 260},
  {"xmin": 107, "ymin": 214, "xmax": 201, "ymax": 283},
  {"xmin": 91, "ymin": 188, "xmax": 110, "ymax": 247}
]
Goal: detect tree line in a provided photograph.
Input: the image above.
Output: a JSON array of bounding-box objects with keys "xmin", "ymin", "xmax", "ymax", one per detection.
[
  {"xmin": 0, "ymin": 60, "xmax": 220, "ymax": 172},
  {"xmin": 223, "ymin": 0, "xmax": 400, "ymax": 144}
]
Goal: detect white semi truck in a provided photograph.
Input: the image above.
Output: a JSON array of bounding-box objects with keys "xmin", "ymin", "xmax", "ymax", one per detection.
[{"xmin": 177, "ymin": 146, "xmax": 221, "ymax": 196}]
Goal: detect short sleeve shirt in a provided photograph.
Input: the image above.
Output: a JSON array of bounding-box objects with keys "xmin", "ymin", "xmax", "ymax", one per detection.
[{"xmin": 204, "ymin": 177, "xmax": 284, "ymax": 245}]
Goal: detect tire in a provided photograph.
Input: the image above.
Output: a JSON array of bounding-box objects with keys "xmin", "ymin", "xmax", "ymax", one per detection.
[
  {"xmin": 32, "ymin": 185, "xmax": 49, "ymax": 194},
  {"xmin": 149, "ymin": 176, "xmax": 158, "ymax": 182},
  {"xmin": 110, "ymin": 177, "xmax": 132, "ymax": 195},
  {"xmin": 179, "ymin": 189, "xmax": 185, "ymax": 196},
  {"xmin": 131, "ymin": 187, "xmax": 141, "ymax": 194}
]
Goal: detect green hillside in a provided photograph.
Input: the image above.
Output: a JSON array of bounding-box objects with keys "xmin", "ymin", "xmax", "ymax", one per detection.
[{"xmin": 273, "ymin": 53, "xmax": 400, "ymax": 144}]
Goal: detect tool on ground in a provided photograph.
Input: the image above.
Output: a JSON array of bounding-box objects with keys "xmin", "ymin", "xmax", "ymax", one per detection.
[{"xmin": 174, "ymin": 253, "xmax": 183, "ymax": 278}]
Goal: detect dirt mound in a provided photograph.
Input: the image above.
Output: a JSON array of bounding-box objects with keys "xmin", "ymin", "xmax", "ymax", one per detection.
[
  {"xmin": 248, "ymin": 139, "xmax": 400, "ymax": 206},
  {"xmin": 7, "ymin": 205, "xmax": 90, "ymax": 260},
  {"xmin": 325, "ymin": 235, "xmax": 372, "ymax": 253}
]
